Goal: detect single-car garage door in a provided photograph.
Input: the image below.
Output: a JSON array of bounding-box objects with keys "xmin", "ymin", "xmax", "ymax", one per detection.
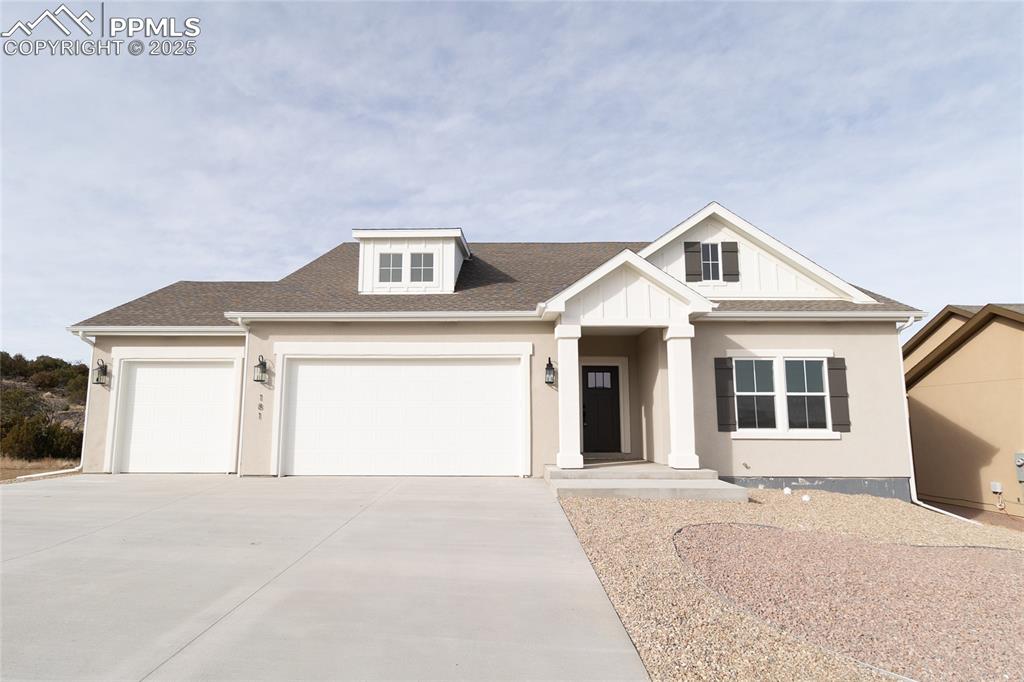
[
  {"xmin": 279, "ymin": 357, "xmax": 525, "ymax": 476},
  {"xmin": 113, "ymin": 361, "xmax": 238, "ymax": 473}
]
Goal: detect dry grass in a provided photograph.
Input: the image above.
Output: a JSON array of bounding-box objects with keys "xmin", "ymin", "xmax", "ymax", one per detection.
[
  {"xmin": 0, "ymin": 457, "xmax": 78, "ymax": 482},
  {"xmin": 561, "ymin": 490, "xmax": 1024, "ymax": 681}
]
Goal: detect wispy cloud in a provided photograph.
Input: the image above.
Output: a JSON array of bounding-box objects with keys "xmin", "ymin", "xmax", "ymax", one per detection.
[{"xmin": 2, "ymin": 1, "xmax": 1021, "ymax": 360}]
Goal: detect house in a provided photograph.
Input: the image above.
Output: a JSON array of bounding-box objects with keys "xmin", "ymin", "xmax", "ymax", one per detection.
[
  {"xmin": 69, "ymin": 202, "xmax": 922, "ymax": 498},
  {"xmin": 904, "ymin": 304, "xmax": 1024, "ymax": 517}
]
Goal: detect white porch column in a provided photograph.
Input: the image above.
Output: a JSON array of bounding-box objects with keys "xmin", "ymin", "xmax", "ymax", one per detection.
[
  {"xmin": 664, "ymin": 324, "xmax": 700, "ymax": 469},
  {"xmin": 555, "ymin": 324, "xmax": 584, "ymax": 469}
]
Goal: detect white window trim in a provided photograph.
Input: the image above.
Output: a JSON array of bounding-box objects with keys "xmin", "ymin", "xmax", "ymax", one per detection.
[
  {"xmin": 410, "ymin": 252, "xmax": 435, "ymax": 283},
  {"xmin": 732, "ymin": 357, "xmax": 776, "ymax": 430},
  {"xmin": 725, "ymin": 349, "xmax": 840, "ymax": 441},
  {"xmin": 700, "ymin": 242, "xmax": 721, "ymax": 282},
  {"xmin": 103, "ymin": 346, "xmax": 246, "ymax": 474},
  {"xmin": 377, "ymin": 253, "xmax": 404, "ymax": 284},
  {"xmin": 579, "ymin": 355, "xmax": 631, "ymax": 454},
  {"xmin": 268, "ymin": 341, "xmax": 534, "ymax": 478}
]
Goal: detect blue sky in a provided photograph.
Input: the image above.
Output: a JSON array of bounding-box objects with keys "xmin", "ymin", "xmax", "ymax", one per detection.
[{"xmin": 2, "ymin": 1, "xmax": 1021, "ymax": 362}]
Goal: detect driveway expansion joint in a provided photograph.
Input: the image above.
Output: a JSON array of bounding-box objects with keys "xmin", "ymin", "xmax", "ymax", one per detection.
[{"xmin": 137, "ymin": 480, "xmax": 403, "ymax": 681}]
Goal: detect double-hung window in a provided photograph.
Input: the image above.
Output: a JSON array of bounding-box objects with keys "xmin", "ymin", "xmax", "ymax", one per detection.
[
  {"xmin": 410, "ymin": 253, "xmax": 434, "ymax": 282},
  {"xmin": 379, "ymin": 253, "xmax": 403, "ymax": 282},
  {"xmin": 734, "ymin": 359, "xmax": 776, "ymax": 429},
  {"xmin": 701, "ymin": 243, "xmax": 720, "ymax": 281},
  {"xmin": 785, "ymin": 360, "xmax": 828, "ymax": 429}
]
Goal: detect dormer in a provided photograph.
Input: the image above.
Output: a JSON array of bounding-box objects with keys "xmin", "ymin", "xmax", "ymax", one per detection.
[{"xmin": 353, "ymin": 228, "xmax": 471, "ymax": 294}]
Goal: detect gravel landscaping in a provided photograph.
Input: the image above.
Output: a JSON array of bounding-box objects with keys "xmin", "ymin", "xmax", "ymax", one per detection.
[{"xmin": 561, "ymin": 490, "xmax": 1024, "ymax": 681}]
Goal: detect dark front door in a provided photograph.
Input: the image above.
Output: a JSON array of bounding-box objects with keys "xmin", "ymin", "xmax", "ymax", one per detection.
[{"xmin": 582, "ymin": 366, "xmax": 621, "ymax": 453}]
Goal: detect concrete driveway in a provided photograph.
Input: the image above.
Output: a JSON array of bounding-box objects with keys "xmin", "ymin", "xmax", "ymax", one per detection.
[{"xmin": 1, "ymin": 475, "xmax": 647, "ymax": 681}]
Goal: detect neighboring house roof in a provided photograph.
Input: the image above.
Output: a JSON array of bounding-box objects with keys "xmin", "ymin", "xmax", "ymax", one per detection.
[
  {"xmin": 903, "ymin": 303, "xmax": 1024, "ymax": 359},
  {"xmin": 905, "ymin": 304, "xmax": 1024, "ymax": 388}
]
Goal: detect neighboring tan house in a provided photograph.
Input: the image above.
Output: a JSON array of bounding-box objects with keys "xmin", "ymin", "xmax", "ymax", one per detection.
[
  {"xmin": 69, "ymin": 203, "xmax": 922, "ymax": 498},
  {"xmin": 904, "ymin": 304, "xmax": 1024, "ymax": 517}
]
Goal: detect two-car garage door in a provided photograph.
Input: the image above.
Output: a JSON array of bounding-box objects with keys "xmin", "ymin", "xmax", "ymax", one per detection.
[{"xmin": 278, "ymin": 357, "xmax": 525, "ymax": 476}]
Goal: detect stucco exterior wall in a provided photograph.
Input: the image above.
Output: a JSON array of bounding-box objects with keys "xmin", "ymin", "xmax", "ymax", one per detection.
[
  {"xmin": 239, "ymin": 321, "xmax": 558, "ymax": 476},
  {"xmin": 81, "ymin": 319, "xmax": 914, "ymax": 483},
  {"xmin": 80, "ymin": 335, "xmax": 245, "ymax": 473},
  {"xmin": 904, "ymin": 314, "xmax": 968, "ymax": 372},
  {"xmin": 636, "ymin": 328, "xmax": 669, "ymax": 465},
  {"xmin": 908, "ymin": 317, "xmax": 1024, "ymax": 516},
  {"xmin": 691, "ymin": 321, "xmax": 913, "ymax": 479}
]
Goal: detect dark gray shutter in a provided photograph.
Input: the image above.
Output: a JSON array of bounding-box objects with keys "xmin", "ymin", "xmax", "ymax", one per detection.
[
  {"xmin": 827, "ymin": 357, "xmax": 851, "ymax": 432},
  {"xmin": 684, "ymin": 241, "xmax": 702, "ymax": 282},
  {"xmin": 722, "ymin": 241, "xmax": 740, "ymax": 282},
  {"xmin": 714, "ymin": 357, "xmax": 736, "ymax": 431}
]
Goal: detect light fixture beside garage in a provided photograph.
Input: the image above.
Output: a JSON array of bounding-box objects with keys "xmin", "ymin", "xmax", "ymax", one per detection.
[
  {"xmin": 545, "ymin": 357, "xmax": 555, "ymax": 385},
  {"xmin": 92, "ymin": 359, "xmax": 108, "ymax": 385},
  {"xmin": 253, "ymin": 355, "xmax": 268, "ymax": 383}
]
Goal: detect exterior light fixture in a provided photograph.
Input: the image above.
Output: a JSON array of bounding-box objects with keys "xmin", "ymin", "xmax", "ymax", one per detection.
[
  {"xmin": 253, "ymin": 355, "xmax": 268, "ymax": 383},
  {"xmin": 544, "ymin": 357, "xmax": 555, "ymax": 385},
  {"xmin": 92, "ymin": 358, "xmax": 108, "ymax": 385}
]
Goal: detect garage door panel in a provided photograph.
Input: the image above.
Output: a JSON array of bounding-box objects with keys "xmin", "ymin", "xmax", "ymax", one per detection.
[
  {"xmin": 115, "ymin": 361, "xmax": 237, "ymax": 473},
  {"xmin": 281, "ymin": 357, "xmax": 524, "ymax": 476}
]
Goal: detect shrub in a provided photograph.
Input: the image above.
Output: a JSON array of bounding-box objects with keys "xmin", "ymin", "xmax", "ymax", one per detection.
[
  {"xmin": 0, "ymin": 415, "xmax": 82, "ymax": 461},
  {"xmin": 65, "ymin": 373, "xmax": 88, "ymax": 404},
  {"xmin": 0, "ymin": 352, "xmax": 31, "ymax": 379},
  {"xmin": 29, "ymin": 369, "xmax": 64, "ymax": 391},
  {"xmin": 0, "ymin": 386, "xmax": 47, "ymax": 438}
]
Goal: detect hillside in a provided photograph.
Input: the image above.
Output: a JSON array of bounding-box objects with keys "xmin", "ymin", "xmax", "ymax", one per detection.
[{"xmin": 1, "ymin": 352, "xmax": 88, "ymax": 478}]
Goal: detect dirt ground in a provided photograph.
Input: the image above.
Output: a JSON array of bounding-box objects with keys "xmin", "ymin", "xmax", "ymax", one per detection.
[{"xmin": 0, "ymin": 457, "xmax": 78, "ymax": 483}]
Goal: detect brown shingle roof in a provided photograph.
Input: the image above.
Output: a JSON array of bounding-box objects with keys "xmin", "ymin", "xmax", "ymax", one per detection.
[{"xmin": 73, "ymin": 242, "xmax": 919, "ymax": 327}]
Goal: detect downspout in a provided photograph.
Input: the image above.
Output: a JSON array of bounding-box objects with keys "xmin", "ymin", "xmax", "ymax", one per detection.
[
  {"xmin": 896, "ymin": 316, "xmax": 978, "ymax": 524},
  {"xmin": 16, "ymin": 331, "xmax": 94, "ymax": 481},
  {"xmin": 233, "ymin": 316, "xmax": 250, "ymax": 477}
]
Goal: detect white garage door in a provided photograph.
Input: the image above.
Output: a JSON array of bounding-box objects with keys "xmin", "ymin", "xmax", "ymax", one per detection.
[
  {"xmin": 280, "ymin": 357, "xmax": 524, "ymax": 476},
  {"xmin": 114, "ymin": 361, "xmax": 238, "ymax": 473}
]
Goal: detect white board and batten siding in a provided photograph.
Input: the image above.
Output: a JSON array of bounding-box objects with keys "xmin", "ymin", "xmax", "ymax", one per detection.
[
  {"xmin": 646, "ymin": 216, "xmax": 842, "ymax": 300},
  {"xmin": 561, "ymin": 264, "xmax": 692, "ymax": 326},
  {"xmin": 356, "ymin": 237, "xmax": 464, "ymax": 294},
  {"xmin": 271, "ymin": 342, "xmax": 533, "ymax": 477}
]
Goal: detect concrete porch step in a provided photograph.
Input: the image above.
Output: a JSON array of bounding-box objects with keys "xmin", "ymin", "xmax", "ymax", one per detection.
[
  {"xmin": 544, "ymin": 463, "xmax": 719, "ymax": 480},
  {"xmin": 548, "ymin": 478, "xmax": 749, "ymax": 501}
]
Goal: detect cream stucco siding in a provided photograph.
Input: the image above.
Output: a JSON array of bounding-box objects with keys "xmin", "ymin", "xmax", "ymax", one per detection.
[
  {"xmin": 80, "ymin": 335, "xmax": 246, "ymax": 473},
  {"xmin": 691, "ymin": 321, "xmax": 913, "ymax": 479},
  {"xmin": 239, "ymin": 321, "xmax": 558, "ymax": 476},
  {"xmin": 636, "ymin": 328, "xmax": 670, "ymax": 465},
  {"xmin": 81, "ymin": 319, "xmax": 913, "ymax": 482},
  {"xmin": 909, "ymin": 317, "xmax": 1024, "ymax": 516}
]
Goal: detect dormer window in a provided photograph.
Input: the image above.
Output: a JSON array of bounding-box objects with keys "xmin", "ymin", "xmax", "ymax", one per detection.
[
  {"xmin": 701, "ymin": 243, "xmax": 720, "ymax": 281},
  {"xmin": 410, "ymin": 253, "xmax": 434, "ymax": 282},
  {"xmin": 355, "ymin": 228, "xmax": 470, "ymax": 295},
  {"xmin": 379, "ymin": 253, "xmax": 403, "ymax": 282}
]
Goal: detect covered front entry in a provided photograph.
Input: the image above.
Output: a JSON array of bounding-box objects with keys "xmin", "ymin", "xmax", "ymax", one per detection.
[{"xmin": 543, "ymin": 250, "xmax": 714, "ymax": 470}]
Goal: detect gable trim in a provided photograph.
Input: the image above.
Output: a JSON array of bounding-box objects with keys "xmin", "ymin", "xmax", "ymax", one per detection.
[
  {"xmin": 901, "ymin": 304, "xmax": 978, "ymax": 358},
  {"xmin": 637, "ymin": 202, "xmax": 876, "ymax": 304},
  {"xmin": 542, "ymin": 249, "xmax": 715, "ymax": 315},
  {"xmin": 905, "ymin": 304, "xmax": 1024, "ymax": 388}
]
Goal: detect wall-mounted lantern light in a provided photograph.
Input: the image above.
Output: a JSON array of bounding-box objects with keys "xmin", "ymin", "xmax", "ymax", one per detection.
[
  {"xmin": 253, "ymin": 355, "xmax": 268, "ymax": 383},
  {"xmin": 92, "ymin": 358, "xmax": 108, "ymax": 385},
  {"xmin": 544, "ymin": 357, "xmax": 555, "ymax": 385}
]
